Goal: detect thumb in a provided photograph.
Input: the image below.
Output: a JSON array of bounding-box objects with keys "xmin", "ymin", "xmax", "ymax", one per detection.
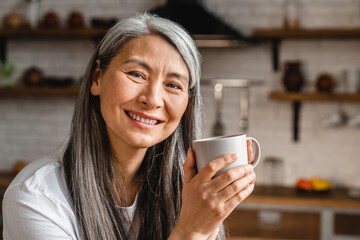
[
  {"xmin": 247, "ymin": 139, "xmax": 253, "ymax": 164},
  {"xmin": 183, "ymin": 148, "xmax": 197, "ymax": 183}
]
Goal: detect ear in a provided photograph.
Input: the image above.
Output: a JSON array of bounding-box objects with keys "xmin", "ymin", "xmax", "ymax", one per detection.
[{"xmin": 90, "ymin": 59, "xmax": 102, "ymax": 96}]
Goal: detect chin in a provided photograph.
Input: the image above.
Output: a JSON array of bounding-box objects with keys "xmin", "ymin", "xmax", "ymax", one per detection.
[{"xmin": 126, "ymin": 135, "xmax": 164, "ymax": 149}]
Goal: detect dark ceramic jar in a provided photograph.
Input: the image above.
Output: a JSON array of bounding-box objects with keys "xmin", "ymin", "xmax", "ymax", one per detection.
[
  {"xmin": 282, "ymin": 61, "xmax": 304, "ymax": 92},
  {"xmin": 316, "ymin": 73, "xmax": 334, "ymax": 93}
]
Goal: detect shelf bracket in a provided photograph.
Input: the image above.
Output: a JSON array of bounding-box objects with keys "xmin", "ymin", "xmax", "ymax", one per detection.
[
  {"xmin": 0, "ymin": 36, "xmax": 6, "ymax": 63},
  {"xmin": 293, "ymin": 101, "xmax": 301, "ymax": 141},
  {"xmin": 271, "ymin": 38, "xmax": 280, "ymax": 71}
]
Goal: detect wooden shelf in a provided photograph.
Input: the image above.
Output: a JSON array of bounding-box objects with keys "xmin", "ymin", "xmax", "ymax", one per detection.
[
  {"xmin": 0, "ymin": 86, "xmax": 79, "ymax": 97},
  {"xmin": 253, "ymin": 28, "xmax": 360, "ymax": 39},
  {"xmin": 0, "ymin": 27, "xmax": 107, "ymax": 38},
  {"xmin": 269, "ymin": 91, "xmax": 360, "ymax": 102},
  {"xmin": 4, "ymin": 27, "xmax": 360, "ymax": 39}
]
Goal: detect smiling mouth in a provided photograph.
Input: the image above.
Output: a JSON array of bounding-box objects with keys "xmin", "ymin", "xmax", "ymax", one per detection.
[{"xmin": 126, "ymin": 111, "xmax": 159, "ymax": 125}]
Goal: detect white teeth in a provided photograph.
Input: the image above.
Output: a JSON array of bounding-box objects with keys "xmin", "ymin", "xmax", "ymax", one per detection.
[{"xmin": 127, "ymin": 112, "xmax": 158, "ymax": 125}]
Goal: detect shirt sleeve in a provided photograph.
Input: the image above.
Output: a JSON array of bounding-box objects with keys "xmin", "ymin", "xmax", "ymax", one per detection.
[{"xmin": 2, "ymin": 184, "xmax": 74, "ymax": 240}]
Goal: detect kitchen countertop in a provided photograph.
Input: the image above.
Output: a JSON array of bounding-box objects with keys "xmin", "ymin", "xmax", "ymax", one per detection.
[{"xmin": 244, "ymin": 185, "xmax": 360, "ymax": 209}]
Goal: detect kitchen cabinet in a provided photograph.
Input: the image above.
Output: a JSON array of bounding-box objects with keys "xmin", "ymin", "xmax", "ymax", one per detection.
[
  {"xmin": 334, "ymin": 213, "xmax": 360, "ymax": 237},
  {"xmin": 226, "ymin": 209, "xmax": 320, "ymax": 240},
  {"xmin": 225, "ymin": 185, "xmax": 360, "ymax": 240}
]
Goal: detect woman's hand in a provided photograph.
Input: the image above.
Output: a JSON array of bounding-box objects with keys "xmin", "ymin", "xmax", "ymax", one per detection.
[{"xmin": 170, "ymin": 148, "xmax": 256, "ymax": 240}]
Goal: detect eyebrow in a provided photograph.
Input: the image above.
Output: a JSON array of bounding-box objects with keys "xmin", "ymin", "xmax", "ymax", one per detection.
[
  {"xmin": 123, "ymin": 58, "xmax": 189, "ymax": 83},
  {"xmin": 123, "ymin": 59, "xmax": 151, "ymax": 71}
]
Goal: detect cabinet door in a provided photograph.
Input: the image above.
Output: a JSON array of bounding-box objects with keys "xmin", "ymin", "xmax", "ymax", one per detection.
[
  {"xmin": 334, "ymin": 213, "xmax": 360, "ymax": 237},
  {"xmin": 225, "ymin": 209, "xmax": 320, "ymax": 240}
]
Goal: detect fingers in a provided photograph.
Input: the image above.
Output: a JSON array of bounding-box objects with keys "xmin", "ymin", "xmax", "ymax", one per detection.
[
  {"xmin": 247, "ymin": 139, "xmax": 253, "ymax": 164},
  {"xmin": 183, "ymin": 149, "xmax": 197, "ymax": 183},
  {"xmin": 224, "ymin": 182, "xmax": 255, "ymax": 213},
  {"xmin": 195, "ymin": 153, "xmax": 238, "ymax": 183},
  {"xmin": 217, "ymin": 170, "xmax": 256, "ymax": 202},
  {"xmin": 210, "ymin": 164, "xmax": 253, "ymax": 192},
  {"xmin": 249, "ymin": 173, "xmax": 256, "ymax": 185}
]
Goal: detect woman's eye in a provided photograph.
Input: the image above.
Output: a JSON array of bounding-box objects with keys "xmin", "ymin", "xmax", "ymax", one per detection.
[
  {"xmin": 128, "ymin": 71, "xmax": 144, "ymax": 79},
  {"xmin": 166, "ymin": 83, "xmax": 182, "ymax": 90}
]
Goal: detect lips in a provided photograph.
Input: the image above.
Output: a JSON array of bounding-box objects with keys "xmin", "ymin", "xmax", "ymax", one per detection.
[{"xmin": 125, "ymin": 111, "xmax": 161, "ymax": 125}]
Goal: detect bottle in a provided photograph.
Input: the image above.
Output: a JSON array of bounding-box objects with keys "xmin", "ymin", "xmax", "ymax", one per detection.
[
  {"xmin": 284, "ymin": 0, "xmax": 299, "ymax": 29},
  {"xmin": 27, "ymin": 0, "xmax": 40, "ymax": 28}
]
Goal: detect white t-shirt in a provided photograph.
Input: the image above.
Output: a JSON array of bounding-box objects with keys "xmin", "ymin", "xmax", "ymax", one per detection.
[{"xmin": 2, "ymin": 147, "xmax": 139, "ymax": 240}]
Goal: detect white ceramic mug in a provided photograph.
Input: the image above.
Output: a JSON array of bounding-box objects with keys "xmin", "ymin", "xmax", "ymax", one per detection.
[{"xmin": 192, "ymin": 134, "xmax": 261, "ymax": 177}]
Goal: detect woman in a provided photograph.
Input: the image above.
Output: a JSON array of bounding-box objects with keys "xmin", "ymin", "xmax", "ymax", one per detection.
[{"xmin": 3, "ymin": 13, "xmax": 256, "ymax": 240}]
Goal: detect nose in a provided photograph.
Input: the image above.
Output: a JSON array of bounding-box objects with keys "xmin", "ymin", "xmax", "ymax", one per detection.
[{"xmin": 138, "ymin": 80, "xmax": 164, "ymax": 109}]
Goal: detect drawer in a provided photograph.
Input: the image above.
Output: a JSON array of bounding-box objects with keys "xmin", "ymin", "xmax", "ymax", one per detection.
[{"xmin": 225, "ymin": 209, "xmax": 320, "ymax": 240}]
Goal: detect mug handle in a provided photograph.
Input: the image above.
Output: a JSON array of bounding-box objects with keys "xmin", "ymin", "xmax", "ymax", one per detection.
[{"xmin": 247, "ymin": 137, "xmax": 261, "ymax": 167}]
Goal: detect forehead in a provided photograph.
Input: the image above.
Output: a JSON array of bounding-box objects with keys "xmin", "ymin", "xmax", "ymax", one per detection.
[
  {"xmin": 116, "ymin": 35, "xmax": 188, "ymax": 70},
  {"xmin": 119, "ymin": 35, "xmax": 174, "ymax": 57}
]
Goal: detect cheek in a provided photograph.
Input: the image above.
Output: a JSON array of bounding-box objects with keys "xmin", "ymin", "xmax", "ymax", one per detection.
[
  {"xmin": 167, "ymin": 95, "xmax": 188, "ymax": 123},
  {"xmin": 99, "ymin": 80, "xmax": 136, "ymax": 121},
  {"xmin": 100, "ymin": 77, "xmax": 137, "ymax": 107}
]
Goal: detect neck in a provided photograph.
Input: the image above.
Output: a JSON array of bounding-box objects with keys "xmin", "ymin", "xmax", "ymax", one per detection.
[{"xmin": 109, "ymin": 137, "xmax": 147, "ymax": 206}]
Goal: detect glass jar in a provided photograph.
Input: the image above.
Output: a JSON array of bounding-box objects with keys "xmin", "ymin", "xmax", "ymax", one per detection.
[
  {"xmin": 263, "ymin": 157, "xmax": 283, "ymax": 187},
  {"xmin": 284, "ymin": 0, "xmax": 299, "ymax": 29}
]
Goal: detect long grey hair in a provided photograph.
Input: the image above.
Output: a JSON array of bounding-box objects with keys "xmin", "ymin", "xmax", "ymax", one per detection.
[{"xmin": 62, "ymin": 12, "xmax": 225, "ymax": 240}]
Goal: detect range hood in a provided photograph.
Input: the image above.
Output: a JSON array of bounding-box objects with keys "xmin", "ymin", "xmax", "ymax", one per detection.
[{"xmin": 150, "ymin": 0, "xmax": 252, "ymax": 47}]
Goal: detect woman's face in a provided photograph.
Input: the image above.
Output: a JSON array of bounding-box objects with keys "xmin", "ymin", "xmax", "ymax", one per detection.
[{"xmin": 91, "ymin": 35, "xmax": 190, "ymax": 149}]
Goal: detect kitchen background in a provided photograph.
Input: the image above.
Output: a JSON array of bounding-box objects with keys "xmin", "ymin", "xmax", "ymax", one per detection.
[{"xmin": 1, "ymin": 0, "xmax": 360, "ymax": 191}]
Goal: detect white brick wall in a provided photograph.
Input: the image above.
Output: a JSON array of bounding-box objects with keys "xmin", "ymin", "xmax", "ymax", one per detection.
[
  {"xmin": 0, "ymin": 97, "xmax": 74, "ymax": 169},
  {"xmin": 1, "ymin": 0, "xmax": 360, "ymax": 188}
]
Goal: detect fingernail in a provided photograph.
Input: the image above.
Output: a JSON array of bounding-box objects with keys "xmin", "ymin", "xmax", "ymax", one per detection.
[
  {"xmin": 231, "ymin": 153, "xmax": 238, "ymax": 160},
  {"xmin": 248, "ymin": 184, "xmax": 255, "ymax": 190}
]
